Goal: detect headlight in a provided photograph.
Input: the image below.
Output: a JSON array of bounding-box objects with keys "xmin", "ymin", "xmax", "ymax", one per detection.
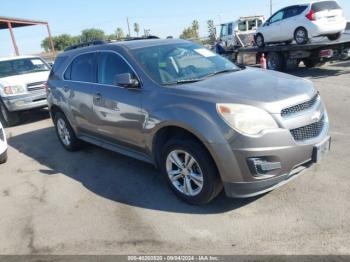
[
  {"xmin": 2, "ymin": 85, "xmax": 26, "ymax": 95},
  {"xmin": 216, "ymin": 103, "xmax": 278, "ymax": 135}
]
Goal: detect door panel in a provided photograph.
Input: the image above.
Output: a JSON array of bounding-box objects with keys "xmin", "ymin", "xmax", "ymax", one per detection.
[
  {"xmin": 92, "ymin": 51, "xmax": 146, "ymax": 150},
  {"xmin": 92, "ymin": 86, "xmax": 145, "ymax": 148},
  {"xmin": 63, "ymin": 52, "xmax": 99, "ymax": 135}
]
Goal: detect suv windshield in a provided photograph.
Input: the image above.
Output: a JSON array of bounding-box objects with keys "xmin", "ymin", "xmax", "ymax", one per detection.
[
  {"xmin": 0, "ymin": 58, "xmax": 50, "ymax": 78},
  {"xmin": 131, "ymin": 43, "xmax": 239, "ymax": 85}
]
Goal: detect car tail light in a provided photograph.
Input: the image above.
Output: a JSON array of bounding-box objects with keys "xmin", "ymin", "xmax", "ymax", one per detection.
[
  {"xmin": 306, "ymin": 10, "xmax": 316, "ymax": 21},
  {"xmin": 320, "ymin": 49, "xmax": 333, "ymax": 58}
]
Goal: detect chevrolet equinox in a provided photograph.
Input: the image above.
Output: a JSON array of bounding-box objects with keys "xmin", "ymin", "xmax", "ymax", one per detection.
[{"xmin": 47, "ymin": 39, "xmax": 330, "ymax": 204}]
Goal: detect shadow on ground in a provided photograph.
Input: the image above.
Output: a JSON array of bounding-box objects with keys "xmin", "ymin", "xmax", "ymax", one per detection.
[
  {"xmin": 8, "ymin": 126, "xmax": 261, "ymax": 214},
  {"xmin": 288, "ymin": 63, "xmax": 350, "ymax": 79},
  {"xmin": 20, "ymin": 108, "xmax": 50, "ymax": 125}
]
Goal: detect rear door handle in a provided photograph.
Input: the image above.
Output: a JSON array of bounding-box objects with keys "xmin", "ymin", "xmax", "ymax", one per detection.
[{"xmin": 94, "ymin": 92, "xmax": 102, "ymax": 102}]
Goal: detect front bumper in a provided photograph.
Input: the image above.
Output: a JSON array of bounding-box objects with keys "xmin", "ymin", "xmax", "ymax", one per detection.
[
  {"xmin": 208, "ymin": 109, "xmax": 330, "ymax": 198},
  {"xmin": 2, "ymin": 92, "xmax": 47, "ymax": 112}
]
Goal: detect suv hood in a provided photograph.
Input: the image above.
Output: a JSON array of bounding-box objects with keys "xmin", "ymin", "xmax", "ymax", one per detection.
[
  {"xmin": 180, "ymin": 67, "xmax": 316, "ymax": 114},
  {"xmin": 0, "ymin": 71, "xmax": 50, "ymax": 88}
]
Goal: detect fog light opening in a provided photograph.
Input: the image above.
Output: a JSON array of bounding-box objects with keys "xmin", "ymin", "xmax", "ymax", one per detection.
[{"xmin": 248, "ymin": 158, "xmax": 282, "ymax": 177}]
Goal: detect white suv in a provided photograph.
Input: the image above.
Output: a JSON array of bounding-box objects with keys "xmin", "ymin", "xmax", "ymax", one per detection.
[
  {"xmin": 0, "ymin": 121, "xmax": 7, "ymax": 164},
  {"xmin": 255, "ymin": 1, "xmax": 347, "ymax": 47},
  {"xmin": 0, "ymin": 56, "xmax": 51, "ymax": 127}
]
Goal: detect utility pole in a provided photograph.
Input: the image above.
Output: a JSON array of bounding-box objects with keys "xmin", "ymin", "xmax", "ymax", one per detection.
[
  {"xmin": 270, "ymin": 0, "xmax": 273, "ymax": 16},
  {"xmin": 126, "ymin": 17, "xmax": 131, "ymax": 37}
]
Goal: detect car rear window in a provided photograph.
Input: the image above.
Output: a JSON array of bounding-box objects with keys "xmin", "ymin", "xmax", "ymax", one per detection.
[{"xmin": 312, "ymin": 1, "xmax": 341, "ymax": 12}]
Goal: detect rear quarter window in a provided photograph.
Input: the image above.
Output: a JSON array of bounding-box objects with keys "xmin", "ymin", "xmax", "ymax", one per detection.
[
  {"xmin": 312, "ymin": 1, "xmax": 341, "ymax": 12},
  {"xmin": 49, "ymin": 56, "xmax": 67, "ymax": 79}
]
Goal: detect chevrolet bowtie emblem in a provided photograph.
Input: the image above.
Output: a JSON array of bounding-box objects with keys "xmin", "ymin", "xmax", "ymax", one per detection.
[{"xmin": 311, "ymin": 111, "xmax": 322, "ymax": 122}]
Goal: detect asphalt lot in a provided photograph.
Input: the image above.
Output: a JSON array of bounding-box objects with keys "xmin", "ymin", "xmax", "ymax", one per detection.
[{"xmin": 0, "ymin": 61, "xmax": 350, "ymax": 255}]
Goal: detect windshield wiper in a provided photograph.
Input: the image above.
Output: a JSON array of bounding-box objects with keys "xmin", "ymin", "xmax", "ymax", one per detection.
[
  {"xmin": 164, "ymin": 78, "xmax": 204, "ymax": 86},
  {"xmin": 205, "ymin": 69, "xmax": 240, "ymax": 78}
]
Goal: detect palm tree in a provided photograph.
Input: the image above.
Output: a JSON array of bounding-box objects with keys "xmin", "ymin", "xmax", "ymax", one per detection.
[{"xmin": 115, "ymin": 27, "xmax": 125, "ymax": 40}]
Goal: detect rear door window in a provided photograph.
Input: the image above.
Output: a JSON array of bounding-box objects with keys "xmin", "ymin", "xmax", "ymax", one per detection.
[
  {"xmin": 69, "ymin": 53, "xmax": 96, "ymax": 83},
  {"xmin": 312, "ymin": 1, "xmax": 340, "ymax": 12}
]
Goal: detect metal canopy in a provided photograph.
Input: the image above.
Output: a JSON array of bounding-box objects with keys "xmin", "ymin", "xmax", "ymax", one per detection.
[{"xmin": 0, "ymin": 16, "xmax": 55, "ymax": 57}]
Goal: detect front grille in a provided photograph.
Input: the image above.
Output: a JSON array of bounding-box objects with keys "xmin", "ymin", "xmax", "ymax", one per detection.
[
  {"xmin": 281, "ymin": 94, "xmax": 319, "ymax": 117},
  {"xmin": 0, "ymin": 128, "xmax": 4, "ymax": 142},
  {"xmin": 290, "ymin": 116, "xmax": 325, "ymax": 141},
  {"xmin": 27, "ymin": 81, "xmax": 46, "ymax": 92}
]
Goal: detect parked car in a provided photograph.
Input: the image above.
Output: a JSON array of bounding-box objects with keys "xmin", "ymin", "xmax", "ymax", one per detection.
[
  {"xmin": 47, "ymin": 39, "xmax": 330, "ymax": 204},
  {"xmin": 0, "ymin": 121, "xmax": 7, "ymax": 164},
  {"xmin": 0, "ymin": 56, "xmax": 51, "ymax": 127},
  {"xmin": 255, "ymin": 0, "xmax": 347, "ymax": 47}
]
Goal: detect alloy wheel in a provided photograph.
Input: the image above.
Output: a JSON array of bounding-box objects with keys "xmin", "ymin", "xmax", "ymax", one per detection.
[
  {"xmin": 57, "ymin": 118, "xmax": 71, "ymax": 146},
  {"xmin": 166, "ymin": 150, "xmax": 204, "ymax": 196}
]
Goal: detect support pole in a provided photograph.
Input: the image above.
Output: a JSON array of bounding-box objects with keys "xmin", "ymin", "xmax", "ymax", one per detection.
[
  {"xmin": 8, "ymin": 22, "xmax": 19, "ymax": 56},
  {"xmin": 127, "ymin": 17, "xmax": 131, "ymax": 38},
  {"xmin": 46, "ymin": 24, "xmax": 56, "ymax": 59}
]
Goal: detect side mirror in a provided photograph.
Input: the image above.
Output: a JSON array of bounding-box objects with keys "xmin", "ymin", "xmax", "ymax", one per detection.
[
  {"xmin": 264, "ymin": 21, "xmax": 270, "ymax": 27},
  {"xmin": 114, "ymin": 73, "xmax": 140, "ymax": 88}
]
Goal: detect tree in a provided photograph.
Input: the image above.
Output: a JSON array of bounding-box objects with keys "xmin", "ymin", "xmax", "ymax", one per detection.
[
  {"xmin": 115, "ymin": 27, "xmax": 125, "ymax": 40},
  {"xmin": 41, "ymin": 34, "xmax": 78, "ymax": 52},
  {"xmin": 180, "ymin": 20, "xmax": 200, "ymax": 40},
  {"xmin": 207, "ymin": 20, "xmax": 216, "ymax": 45},
  {"xmin": 80, "ymin": 28, "xmax": 105, "ymax": 42},
  {"xmin": 106, "ymin": 34, "xmax": 117, "ymax": 41},
  {"xmin": 134, "ymin": 23, "xmax": 140, "ymax": 37}
]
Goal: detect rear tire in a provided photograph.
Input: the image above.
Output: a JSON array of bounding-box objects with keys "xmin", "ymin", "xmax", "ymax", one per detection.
[
  {"xmin": 0, "ymin": 100, "xmax": 20, "ymax": 127},
  {"xmin": 267, "ymin": 52, "xmax": 285, "ymax": 71},
  {"xmin": 160, "ymin": 138, "xmax": 222, "ymax": 205},
  {"xmin": 327, "ymin": 33, "xmax": 341, "ymax": 41},
  {"xmin": 53, "ymin": 112, "xmax": 82, "ymax": 151},
  {"xmin": 255, "ymin": 34, "xmax": 265, "ymax": 47},
  {"xmin": 294, "ymin": 27, "xmax": 309, "ymax": 45}
]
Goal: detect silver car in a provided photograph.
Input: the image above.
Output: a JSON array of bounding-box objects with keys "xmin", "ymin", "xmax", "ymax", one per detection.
[{"xmin": 47, "ymin": 39, "xmax": 330, "ymax": 204}]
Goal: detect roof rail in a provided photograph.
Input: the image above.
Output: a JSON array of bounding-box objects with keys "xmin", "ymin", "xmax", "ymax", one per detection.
[
  {"xmin": 64, "ymin": 36, "xmax": 160, "ymax": 52},
  {"xmin": 64, "ymin": 40, "xmax": 107, "ymax": 52}
]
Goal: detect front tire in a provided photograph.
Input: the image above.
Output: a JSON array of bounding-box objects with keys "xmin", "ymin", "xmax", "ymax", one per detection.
[
  {"xmin": 294, "ymin": 27, "xmax": 309, "ymax": 45},
  {"xmin": 54, "ymin": 112, "xmax": 82, "ymax": 151},
  {"xmin": 0, "ymin": 101, "xmax": 20, "ymax": 127},
  {"xmin": 160, "ymin": 138, "xmax": 222, "ymax": 205},
  {"xmin": 0, "ymin": 150, "xmax": 7, "ymax": 164},
  {"xmin": 327, "ymin": 33, "xmax": 341, "ymax": 41}
]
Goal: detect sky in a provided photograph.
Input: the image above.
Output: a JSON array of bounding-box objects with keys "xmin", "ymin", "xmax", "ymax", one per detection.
[{"xmin": 0, "ymin": 0, "xmax": 349, "ymax": 56}]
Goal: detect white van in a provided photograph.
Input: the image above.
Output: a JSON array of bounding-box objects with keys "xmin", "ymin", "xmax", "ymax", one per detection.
[{"xmin": 220, "ymin": 16, "xmax": 265, "ymax": 50}]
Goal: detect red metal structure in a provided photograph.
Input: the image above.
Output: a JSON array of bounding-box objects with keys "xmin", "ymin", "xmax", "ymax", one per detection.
[{"xmin": 0, "ymin": 16, "xmax": 55, "ymax": 56}]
